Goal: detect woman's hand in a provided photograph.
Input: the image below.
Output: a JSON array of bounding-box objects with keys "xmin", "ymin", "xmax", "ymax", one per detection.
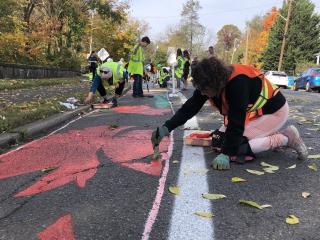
[{"xmin": 85, "ymin": 92, "xmax": 94, "ymax": 104}]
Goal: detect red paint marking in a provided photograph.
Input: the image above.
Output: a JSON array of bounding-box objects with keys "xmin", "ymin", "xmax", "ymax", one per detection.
[
  {"xmin": 37, "ymin": 214, "xmax": 75, "ymax": 240},
  {"xmin": 113, "ymin": 105, "xmax": 171, "ymax": 116},
  {"xmin": 0, "ymin": 126, "xmax": 169, "ymax": 197}
]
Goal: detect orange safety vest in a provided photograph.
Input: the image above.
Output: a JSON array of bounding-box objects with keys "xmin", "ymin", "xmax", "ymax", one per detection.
[{"xmin": 210, "ymin": 64, "xmax": 279, "ymax": 126}]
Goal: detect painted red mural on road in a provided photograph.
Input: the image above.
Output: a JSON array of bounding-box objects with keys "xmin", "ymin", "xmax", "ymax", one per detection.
[
  {"xmin": 113, "ymin": 105, "xmax": 171, "ymax": 115},
  {"xmin": 37, "ymin": 214, "xmax": 75, "ymax": 240},
  {"xmin": 0, "ymin": 126, "xmax": 169, "ymax": 197}
]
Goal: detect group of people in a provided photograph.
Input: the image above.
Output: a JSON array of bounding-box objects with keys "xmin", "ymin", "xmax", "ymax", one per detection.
[
  {"xmin": 85, "ymin": 36, "xmax": 151, "ymax": 107},
  {"xmin": 85, "ymin": 40, "xmax": 308, "ymax": 170}
]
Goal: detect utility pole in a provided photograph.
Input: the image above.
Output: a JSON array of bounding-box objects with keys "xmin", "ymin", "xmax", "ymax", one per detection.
[
  {"xmin": 278, "ymin": 0, "xmax": 293, "ymax": 71},
  {"xmin": 244, "ymin": 28, "xmax": 250, "ymax": 64}
]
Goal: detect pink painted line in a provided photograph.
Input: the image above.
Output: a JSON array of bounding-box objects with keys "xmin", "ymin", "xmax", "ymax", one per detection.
[
  {"xmin": 141, "ymin": 132, "xmax": 174, "ymax": 240},
  {"xmin": 141, "ymin": 92, "xmax": 175, "ymax": 240}
]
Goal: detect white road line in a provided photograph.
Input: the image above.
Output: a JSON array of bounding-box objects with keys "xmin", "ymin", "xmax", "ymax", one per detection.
[{"xmin": 168, "ymin": 92, "xmax": 214, "ymax": 240}]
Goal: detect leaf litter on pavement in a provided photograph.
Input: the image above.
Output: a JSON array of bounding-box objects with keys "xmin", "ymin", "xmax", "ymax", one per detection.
[
  {"xmin": 202, "ymin": 193, "xmax": 226, "ymax": 200},
  {"xmin": 239, "ymin": 199, "xmax": 272, "ymax": 210},
  {"xmin": 231, "ymin": 177, "xmax": 246, "ymax": 182},
  {"xmin": 302, "ymin": 192, "xmax": 311, "ymax": 198},
  {"xmin": 194, "ymin": 212, "xmax": 214, "ymax": 218},
  {"xmin": 286, "ymin": 215, "xmax": 299, "ymax": 225},
  {"xmin": 169, "ymin": 186, "xmax": 180, "ymax": 196},
  {"xmin": 308, "ymin": 163, "xmax": 318, "ymax": 171}
]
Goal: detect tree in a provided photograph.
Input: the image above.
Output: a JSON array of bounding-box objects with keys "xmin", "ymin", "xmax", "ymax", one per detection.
[
  {"xmin": 262, "ymin": 0, "xmax": 320, "ymax": 72},
  {"xmin": 180, "ymin": 0, "xmax": 205, "ymax": 54},
  {"xmin": 214, "ymin": 24, "xmax": 242, "ymax": 63}
]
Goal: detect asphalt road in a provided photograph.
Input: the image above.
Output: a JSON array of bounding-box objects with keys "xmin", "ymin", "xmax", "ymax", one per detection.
[{"xmin": 0, "ymin": 87, "xmax": 319, "ymax": 240}]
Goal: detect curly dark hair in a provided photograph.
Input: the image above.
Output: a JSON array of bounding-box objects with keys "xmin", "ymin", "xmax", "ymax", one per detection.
[{"xmin": 191, "ymin": 57, "xmax": 233, "ymax": 96}]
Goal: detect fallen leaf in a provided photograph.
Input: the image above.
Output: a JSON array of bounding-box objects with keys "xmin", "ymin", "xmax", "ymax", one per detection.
[
  {"xmin": 308, "ymin": 163, "xmax": 318, "ymax": 171},
  {"xmin": 41, "ymin": 167, "xmax": 58, "ymax": 173},
  {"xmin": 307, "ymin": 154, "xmax": 320, "ymax": 159},
  {"xmin": 194, "ymin": 212, "xmax": 214, "ymax": 218},
  {"xmin": 260, "ymin": 204, "xmax": 272, "ymax": 209},
  {"xmin": 173, "ymin": 160, "xmax": 179, "ymax": 164},
  {"xmin": 286, "ymin": 164, "xmax": 296, "ymax": 169},
  {"xmin": 246, "ymin": 169, "xmax": 265, "ymax": 175},
  {"xmin": 231, "ymin": 177, "xmax": 246, "ymax": 182},
  {"xmin": 286, "ymin": 215, "xmax": 299, "ymax": 225},
  {"xmin": 261, "ymin": 162, "xmax": 279, "ymax": 173},
  {"xmin": 169, "ymin": 186, "xmax": 180, "ymax": 195},
  {"xmin": 302, "ymin": 192, "xmax": 311, "ymax": 198},
  {"xmin": 202, "ymin": 193, "xmax": 226, "ymax": 200},
  {"xmin": 239, "ymin": 199, "xmax": 262, "ymax": 209},
  {"xmin": 307, "ymin": 147, "xmax": 314, "ymax": 150}
]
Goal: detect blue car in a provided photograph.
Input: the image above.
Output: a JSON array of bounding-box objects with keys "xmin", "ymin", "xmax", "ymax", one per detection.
[{"xmin": 293, "ymin": 68, "xmax": 320, "ymax": 92}]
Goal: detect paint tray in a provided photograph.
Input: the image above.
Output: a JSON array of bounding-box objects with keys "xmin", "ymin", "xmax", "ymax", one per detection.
[{"xmin": 183, "ymin": 131, "xmax": 212, "ymax": 147}]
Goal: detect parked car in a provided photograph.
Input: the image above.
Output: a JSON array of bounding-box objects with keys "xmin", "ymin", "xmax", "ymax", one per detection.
[
  {"xmin": 293, "ymin": 68, "xmax": 320, "ymax": 92},
  {"xmin": 264, "ymin": 71, "xmax": 288, "ymax": 88}
]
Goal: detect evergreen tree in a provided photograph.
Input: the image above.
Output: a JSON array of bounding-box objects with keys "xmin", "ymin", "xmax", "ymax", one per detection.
[{"xmin": 262, "ymin": 0, "xmax": 320, "ymax": 72}]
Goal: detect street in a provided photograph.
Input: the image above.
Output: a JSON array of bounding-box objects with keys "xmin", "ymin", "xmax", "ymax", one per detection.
[{"xmin": 0, "ymin": 87, "xmax": 320, "ymax": 240}]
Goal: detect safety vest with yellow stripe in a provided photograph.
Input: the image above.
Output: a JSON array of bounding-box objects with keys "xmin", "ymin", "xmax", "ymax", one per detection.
[
  {"xmin": 175, "ymin": 56, "xmax": 185, "ymax": 79},
  {"xmin": 98, "ymin": 61, "xmax": 124, "ymax": 85},
  {"xmin": 219, "ymin": 64, "xmax": 279, "ymax": 125},
  {"xmin": 128, "ymin": 44, "xmax": 144, "ymax": 76}
]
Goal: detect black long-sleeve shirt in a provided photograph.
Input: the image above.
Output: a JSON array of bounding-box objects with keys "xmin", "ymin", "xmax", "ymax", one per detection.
[{"xmin": 164, "ymin": 75, "xmax": 286, "ymax": 156}]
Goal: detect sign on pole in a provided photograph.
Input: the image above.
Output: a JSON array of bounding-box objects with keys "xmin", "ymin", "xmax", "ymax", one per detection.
[{"xmin": 97, "ymin": 48, "xmax": 109, "ymax": 62}]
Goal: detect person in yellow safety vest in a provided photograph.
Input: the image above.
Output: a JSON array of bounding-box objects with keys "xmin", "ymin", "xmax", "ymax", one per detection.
[
  {"xmin": 128, "ymin": 36, "xmax": 151, "ymax": 97},
  {"xmin": 159, "ymin": 66, "xmax": 170, "ymax": 88},
  {"xmin": 152, "ymin": 56, "xmax": 308, "ymax": 170},
  {"xmin": 175, "ymin": 48, "xmax": 185, "ymax": 89},
  {"xmin": 85, "ymin": 60, "xmax": 126, "ymax": 107}
]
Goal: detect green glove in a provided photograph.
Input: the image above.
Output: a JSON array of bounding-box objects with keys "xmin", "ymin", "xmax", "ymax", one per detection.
[
  {"xmin": 151, "ymin": 126, "xmax": 169, "ymax": 148},
  {"xmin": 212, "ymin": 153, "xmax": 230, "ymax": 170}
]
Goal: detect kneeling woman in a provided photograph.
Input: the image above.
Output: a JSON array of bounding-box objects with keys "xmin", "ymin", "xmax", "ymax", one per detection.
[{"xmin": 151, "ymin": 57, "xmax": 308, "ymax": 170}]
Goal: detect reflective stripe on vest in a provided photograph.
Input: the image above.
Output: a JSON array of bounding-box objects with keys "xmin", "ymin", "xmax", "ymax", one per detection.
[{"xmin": 217, "ymin": 64, "xmax": 279, "ymax": 125}]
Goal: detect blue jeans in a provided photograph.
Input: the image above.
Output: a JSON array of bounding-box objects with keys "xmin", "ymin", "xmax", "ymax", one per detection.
[{"xmin": 132, "ymin": 74, "xmax": 143, "ymax": 96}]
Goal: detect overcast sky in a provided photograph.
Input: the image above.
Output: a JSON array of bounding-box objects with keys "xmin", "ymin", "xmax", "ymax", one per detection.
[{"xmin": 128, "ymin": 0, "xmax": 320, "ymax": 42}]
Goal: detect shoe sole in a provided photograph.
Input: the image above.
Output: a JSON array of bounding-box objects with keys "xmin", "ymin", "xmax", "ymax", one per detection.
[{"xmin": 288, "ymin": 125, "xmax": 308, "ymax": 160}]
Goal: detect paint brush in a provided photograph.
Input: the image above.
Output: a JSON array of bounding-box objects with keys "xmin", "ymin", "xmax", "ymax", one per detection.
[{"xmin": 151, "ymin": 128, "xmax": 161, "ymax": 160}]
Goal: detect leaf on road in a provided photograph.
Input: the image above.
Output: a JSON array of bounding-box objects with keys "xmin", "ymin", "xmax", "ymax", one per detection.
[
  {"xmin": 239, "ymin": 199, "xmax": 263, "ymax": 210},
  {"xmin": 41, "ymin": 167, "xmax": 58, "ymax": 173},
  {"xmin": 261, "ymin": 162, "xmax": 279, "ymax": 173},
  {"xmin": 169, "ymin": 186, "xmax": 180, "ymax": 195},
  {"xmin": 308, "ymin": 163, "xmax": 318, "ymax": 171},
  {"xmin": 194, "ymin": 212, "xmax": 214, "ymax": 218},
  {"xmin": 246, "ymin": 169, "xmax": 265, "ymax": 175},
  {"xmin": 302, "ymin": 192, "xmax": 311, "ymax": 198},
  {"xmin": 231, "ymin": 177, "xmax": 246, "ymax": 182},
  {"xmin": 286, "ymin": 215, "xmax": 299, "ymax": 225},
  {"xmin": 260, "ymin": 204, "xmax": 272, "ymax": 209},
  {"xmin": 286, "ymin": 164, "xmax": 296, "ymax": 169},
  {"xmin": 202, "ymin": 193, "xmax": 226, "ymax": 200},
  {"xmin": 307, "ymin": 147, "xmax": 314, "ymax": 150},
  {"xmin": 172, "ymin": 160, "xmax": 179, "ymax": 164},
  {"xmin": 307, "ymin": 154, "xmax": 320, "ymax": 159}
]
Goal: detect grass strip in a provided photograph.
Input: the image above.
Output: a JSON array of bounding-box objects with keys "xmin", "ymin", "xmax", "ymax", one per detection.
[{"xmin": 0, "ymin": 77, "xmax": 84, "ymax": 91}]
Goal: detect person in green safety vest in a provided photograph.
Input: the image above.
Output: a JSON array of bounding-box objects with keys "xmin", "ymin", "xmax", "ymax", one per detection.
[
  {"xmin": 85, "ymin": 60, "xmax": 126, "ymax": 107},
  {"xmin": 175, "ymin": 48, "xmax": 185, "ymax": 89},
  {"xmin": 159, "ymin": 67, "xmax": 170, "ymax": 88},
  {"xmin": 182, "ymin": 49, "xmax": 191, "ymax": 90},
  {"xmin": 128, "ymin": 36, "xmax": 151, "ymax": 97}
]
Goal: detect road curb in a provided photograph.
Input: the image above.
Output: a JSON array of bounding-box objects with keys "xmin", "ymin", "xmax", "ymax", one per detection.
[{"xmin": 0, "ymin": 85, "xmax": 131, "ymax": 150}]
